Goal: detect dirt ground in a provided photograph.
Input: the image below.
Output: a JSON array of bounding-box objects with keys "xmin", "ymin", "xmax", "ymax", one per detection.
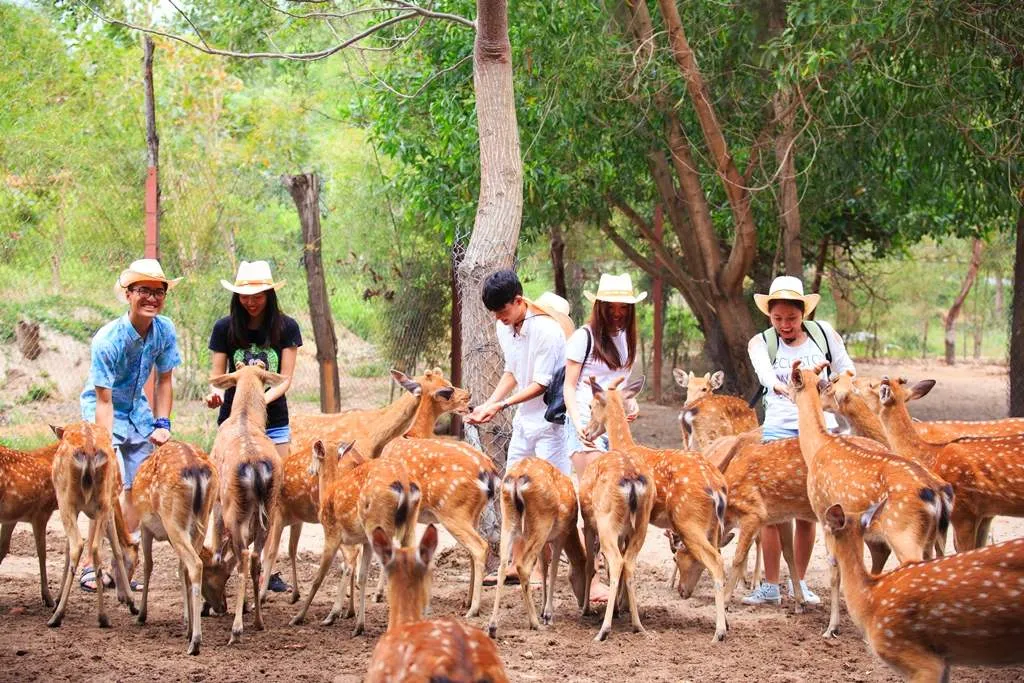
[{"xmin": 2, "ymin": 359, "xmax": 1023, "ymax": 682}]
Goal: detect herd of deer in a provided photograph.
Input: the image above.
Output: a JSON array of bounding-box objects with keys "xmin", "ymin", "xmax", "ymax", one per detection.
[{"xmin": 1, "ymin": 362, "xmax": 1023, "ymax": 682}]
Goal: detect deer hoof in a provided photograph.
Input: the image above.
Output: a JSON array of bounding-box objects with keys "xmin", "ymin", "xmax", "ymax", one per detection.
[
  {"xmin": 712, "ymin": 629, "xmax": 726, "ymax": 643},
  {"xmin": 98, "ymin": 614, "xmax": 111, "ymax": 629},
  {"xmin": 126, "ymin": 600, "xmax": 138, "ymax": 616},
  {"xmin": 321, "ymin": 613, "xmax": 337, "ymax": 627},
  {"xmin": 352, "ymin": 623, "xmax": 365, "ymax": 637},
  {"xmin": 42, "ymin": 595, "xmax": 55, "ymax": 609},
  {"xmin": 594, "ymin": 628, "xmax": 610, "ymax": 642},
  {"xmin": 136, "ymin": 612, "xmax": 147, "ymax": 625},
  {"xmin": 540, "ymin": 612, "xmax": 553, "ymax": 626},
  {"xmin": 289, "ymin": 591, "xmax": 300, "ymax": 605},
  {"xmin": 822, "ymin": 627, "xmax": 839, "ymax": 639},
  {"xmin": 187, "ymin": 637, "xmax": 201, "ymax": 656},
  {"xmin": 794, "ymin": 602, "xmax": 805, "ymax": 615},
  {"xmin": 229, "ymin": 628, "xmax": 242, "ymax": 644},
  {"xmin": 487, "ymin": 623, "xmax": 497, "ymax": 639},
  {"xmin": 289, "ymin": 615, "xmax": 304, "ymax": 626}
]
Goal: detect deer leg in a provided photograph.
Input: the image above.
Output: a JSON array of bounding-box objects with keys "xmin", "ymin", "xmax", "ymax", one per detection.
[
  {"xmin": 48, "ymin": 508, "xmax": 84, "ymax": 629},
  {"xmin": 27, "ymin": 518, "xmax": 54, "ymax": 608},
  {"xmin": 726, "ymin": 518, "xmax": 761, "ymax": 600},
  {"xmin": 595, "ymin": 525, "xmax": 624, "ymax": 643},
  {"xmin": 0, "ymin": 523, "xmax": 12, "ymax": 563},
  {"xmin": 823, "ymin": 533, "xmax": 841, "ymax": 639},
  {"xmin": 777, "ymin": 522, "xmax": 806, "ymax": 614},
  {"xmin": 877, "ymin": 642, "xmax": 949, "ymax": 683},
  {"xmin": 136, "ymin": 529, "xmax": 154, "ymax": 625},
  {"xmin": 682, "ymin": 530, "xmax": 728, "ymax": 642},
  {"xmin": 516, "ymin": 524, "xmax": 549, "ymax": 631},
  {"xmin": 442, "ymin": 515, "xmax": 488, "ymax": 618},
  {"xmin": 623, "ymin": 525, "xmax": 648, "ymax": 636},
  {"xmin": 541, "ymin": 539, "xmax": 562, "ymax": 626},
  {"xmin": 951, "ymin": 511, "xmax": 978, "ymax": 553},
  {"xmin": 975, "ymin": 517, "xmax": 994, "ymax": 548},
  {"xmin": 166, "ymin": 525, "xmax": 204, "ymax": 655},
  {"xmin": 258, "ymin": 511, "xmax": 284, "ymax": 604},
  {"xmin": 487, "ymin": 509, "xmax": 516, "ymax": 639},
  {"xmin": 290, "ymin": 528, "xmax": 342, "ymax": 626},
  {"xmin": 866, "ymin": 540, "xmax": 892, "ymax": 574},
  {"xmin": 89, "ymin": 512, "xmax": 110, "ymax": 628},
  {"xmin": 322, "ymin": 556, "xmax": 351, "ymax": 626},
  {"xmin": 750, "ymin": 531, "xmax": 763, "ymax": 589},
  {"xmin": 581, "ymin": 522, "xmax": 597, "ymax": 617},
  {"xmin": 229, "ymin": 546, "xmax": 250, "ymax": 644},
  {"xmin": 104, "ymin": 512, "xmax": 137, "ymax": 615},
  {"xmin": 352, "ymin": 539, "xmax": 374, "ymax": 637}
]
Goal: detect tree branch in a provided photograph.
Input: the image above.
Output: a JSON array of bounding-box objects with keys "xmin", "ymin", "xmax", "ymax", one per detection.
[{"xmin": 608, "ymin": 194, "xmax": 697, "ymax": 292}]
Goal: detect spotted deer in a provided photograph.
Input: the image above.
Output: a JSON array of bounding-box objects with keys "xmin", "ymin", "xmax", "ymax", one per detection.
[
  {"xmin": 790, "ymin": 360, "xmax": 949, "ymax": 638},
  {"xmin": 259, "ymin": 368, "xmax": 468, "ymax": 603},
  {"xmin": 131, "ymin": 440, "xmax": 218, "ymax": 655},
  {"xmin": 289, "ymin": 440, "xmax": 420, "ymax": 635},
  {"xmin": 365, "ymin": 525, "xmax": 509, "ymax": 683},
  {"xmin": 47, "ymin": 422, "xmax": 137, "ymax": 628},
  {"xmin": 823, "ymin": 499, "xmax": 1024, "ymax": 682},
  {"xmin": 1, "ymin": 439, "xmax": 60, "ymax": 607},
  {"xmin": 876, "ymin": 377, "xmax": 1024, "ymax": 552},
  {"xmin": 208, "ymin": 364, "xmax": 286, "ymax": 644},
  {"xmin": 674, "ymin": 369, "xmax": 759, "ymax": 451},
  {"xmin": 486, "ymin": 457, "xmax": 586, "ymax": 637},
  {"xmin": 587, "ymin": 376, "xmax": 729, "ymax": 641}
]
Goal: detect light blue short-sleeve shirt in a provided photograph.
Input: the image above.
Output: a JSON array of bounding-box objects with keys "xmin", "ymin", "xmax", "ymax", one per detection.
[{"xmin": 80, "ymin": 314, "xmax": 181, "ymax": 441}]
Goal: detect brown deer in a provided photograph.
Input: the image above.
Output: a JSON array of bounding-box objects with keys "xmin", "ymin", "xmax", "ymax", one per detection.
[
  {"xmin": 486, "ymin": 457, "xmax": 586, "ymax": 637},
  {"xmin": 131, "ymin": 440, "xmax": 219, "ymax": 655},
  {"xmin": 1, "ymin": 439, "xmax": 60, "ymax": 607},
  {"xmin": 578, "ymin": 448, "xmax": 655, "ymax": 642},
  {"xmin": 674, "ymin": 369, "xmax": 759, "ymax": 451},
  {"xmin": 587, "ymin": 376, "xmax": 729, "ymax": 641},
  {"xmin": 823, "ymin": 498, "xmax": 1024, "ymax": 681},
  {"xmin": 365, "ymin": 525, "xmax": 509, "ymax": 683},
  {"xmin": 289, "ymin": 440, "xmax": 420, "ymax": 635},
  {"xmin": 47, "ymin": 421, "xmax": 137, "ymax": 628},
  {"xmin": 259, "ymin": 368, "xmax": 468, "ymax": 603},
  {"xmin": 790, "ymin": 360, "xmax": 949, "ymax": 638},
  {"xmin": 208, "ymin": 364, "xmax": 286, "ymax": 644},
  {"xmin": 875, "ymin": 377, "xmax": 1024, "ymax": 552}
]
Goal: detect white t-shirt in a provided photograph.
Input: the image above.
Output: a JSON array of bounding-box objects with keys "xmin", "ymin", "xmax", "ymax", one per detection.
[
  {"xmin": 495, "ymin": 314, "xmax": 566, "ymax": 429},
  {"xmin": 747, "ymin": 320, "xmax": 855, "ymax": 432},
  {"xmin": 566, "ymin": 325, "xmax": 631, "ymax": 419}
]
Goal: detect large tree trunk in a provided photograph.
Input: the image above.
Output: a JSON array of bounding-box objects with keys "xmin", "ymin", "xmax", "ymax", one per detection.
[
  {"xmin": 550, "ymin": 224, "xmax": 567, "ymax": 299},
  {"xmin": 143, "ymin": 35, "xmax": 160, "ymax": 259},
  {"xmin": 1010, "ymin": 207, "xmax": 1024, "ymax": 416},
  {"xmin": 283, "ymin": 173, "xmax": 341, "ymax": 413},
  {"xmin": 456, "ymin": 0, "xmax": 522, "ymax": 466},
  {"xmin": 774, "ymin": 87, "xmax": 802, "ymax": 276},
  {"xmin": 943, "ymin": 238, "xmax": 983, "ymax": 366}
]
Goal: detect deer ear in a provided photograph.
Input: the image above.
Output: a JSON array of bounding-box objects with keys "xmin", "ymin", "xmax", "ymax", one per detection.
[
  {"xmin": 622, "ymin": 375, "xmax": 646, "ymax": 400},
  {"xmin": 336, "ymin": 441, "xmax": 355, "ymax": 458},
  {"xmin": 790, "ymin": 361, "xmax": 804, "ymax": 387},
  {"xmin": 391, "ymin": 369, "xmax": 422, "ymax": 396},
  {"xmin": 419, "ymin": 524, "xmax": 439, "ymax": 566},
  {"xmin": 209, "ymin": 372, "xmax": 238, "ymax": 390},
  {"xmin": 709, "ymin": 371, "xmax": 724, "ymax": 390},
  {"xmin": 860, "ymin": 496, "xmax": 888, "ymax": 530},
  {"xmin": 434, "ymin": 387, "xmax": 455, "ymax": 401},
  {"xmin": 589, "ymin": 376, "xmax": 604, "ymax": 400},
  {"xmin": 431, "ymin": 366, "xmax": 443, "ymax": 376},
  {"xmin": 371, "ymin": 527, "xmax": 394, "ymax": 566},
  {"xmin": 50, "ymin": 424, "xmax": 65, "ymax": 439},
  {"xmin": 879, "ymin": 384, "xmax": 895, "ymax": 407},
  {"xmin": 816, "ymin": 379, "xmax": 830, "ymax": 396},
  {"xmin": 672, "ymin": 368, "xmax": 688, "ymax": 388},
  {"xmin": 908, "ymin": 380, "xmax": 935, "ymax": 402},
  {"xmin": 824, "ymin": 504, "xmax": 847, "ymax": 533},
  {"xmin": 313, "ymin": 440, "xmax": 326, "ymax": 460}
]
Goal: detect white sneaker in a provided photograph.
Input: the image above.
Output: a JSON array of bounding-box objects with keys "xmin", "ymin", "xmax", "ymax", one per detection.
[
  {"xmin": 742, "ymin": 582, "xmax": 781, "ymax": 605},
  {"xmin": 787, "ymin": 578, "xmax": 822, "ymax": 605}
]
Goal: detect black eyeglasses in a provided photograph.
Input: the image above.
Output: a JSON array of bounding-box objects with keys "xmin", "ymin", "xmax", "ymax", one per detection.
[{"xmin": 129, "ymin": 286, "xmax": 167, "ymax": 300}]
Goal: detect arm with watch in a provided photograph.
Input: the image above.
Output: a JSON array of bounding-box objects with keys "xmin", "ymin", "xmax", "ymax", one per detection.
[
  {"xmin": 149, "ymin": 369, "xmax": 174, "ymax": 446},
  {"xmin": 465, "ymin": 372, "xmax": 548, "ymax": 425}
]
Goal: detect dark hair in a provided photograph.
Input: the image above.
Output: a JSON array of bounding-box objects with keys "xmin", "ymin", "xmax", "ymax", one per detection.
[
  {"xmin": 587, "ymin": 301, "xmax": 637, "ymax": 371},
  {"xmin": 768, "ymin": 298, "xmax": 805, "ymax": 314},
  {"xmin": 228, "ymin": 289, "xmax": 284, "ymax": 348},
  {"xmin": 481, "ymin": 270, "xmax": 523, "ymax": 311}
]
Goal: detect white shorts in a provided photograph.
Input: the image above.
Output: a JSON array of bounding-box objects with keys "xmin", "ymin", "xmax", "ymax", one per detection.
[{"xmin": 507, "ymin": 418, "xmax": 571, "ymax": 475}]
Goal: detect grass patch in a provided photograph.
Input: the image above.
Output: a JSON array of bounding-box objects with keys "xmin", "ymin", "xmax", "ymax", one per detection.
[
  {"xmin": 0, "ymin": 295, "xmax": 119, "ymax": 345},
  {"xmin": 0, "ymin": 432, "xmax": 55, "ymax": 451},
  {"xmin": 349, "ymin": 361, "xmax": 388, "ymax": 378},
  {"xmin": 17, "ymin": 380, "xmax": 56, "ymax": 404}
]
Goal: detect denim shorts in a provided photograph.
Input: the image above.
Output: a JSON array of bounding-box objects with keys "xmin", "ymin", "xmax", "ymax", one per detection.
[
  {"xmin": 115, "ymin": 428, "xmax": 155, "ymax": 490},
  {"xmin": 564, "ymin": 412, "xmax": 610, "ymax": 455},
  {"xmin": 266, "ymin": 424, "xmax": 291, "ymax": 445},
  {"xmin": 761, "ymin": 426, "xmax": 800, "ymax": 443}
]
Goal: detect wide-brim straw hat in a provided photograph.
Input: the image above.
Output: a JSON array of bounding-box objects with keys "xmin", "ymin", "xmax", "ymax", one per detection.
[
  {"xmin": 754, "ymin": 275, "xmax": 820, "ymax": 317},
  {"xmin": 116, "ymin": 258, "xmax": 182, "ymax": 292},
  {"xmin": 583, "ymin": 273, "xmax": 647, "ymax": 305},
  {"xmin": 526, "ymin": 291, "xmax": 575, "ymax": 339},
  {"xmin": 220, "ymin": 260, "xmax": 286, "ymax": 296}
]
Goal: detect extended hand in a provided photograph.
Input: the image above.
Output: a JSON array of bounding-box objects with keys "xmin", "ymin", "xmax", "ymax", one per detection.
[
  {"xmin": 466, "ymin": 402, "xmax": 502, "ymax": 425},
  {"xmin": 576, "ymin": 426, "xmax": 596, "ymax": 448},
  {"xmin": 204, "ymin": 392, "xmax": 223, "ymax": 409},
  {"xmin": 149, "ymin": 428, "xmax": 171, "ymax": 446}
]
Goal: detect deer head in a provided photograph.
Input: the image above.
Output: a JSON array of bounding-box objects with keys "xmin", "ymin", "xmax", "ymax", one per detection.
[{"xmin": 674, "ymin": 369, "xmax": 724, "ymax": 407}]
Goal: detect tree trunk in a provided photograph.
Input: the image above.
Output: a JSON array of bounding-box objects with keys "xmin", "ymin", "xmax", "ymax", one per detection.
[
  {"xmin": 143, "ymin": 36, "xmax": 160, "ymax": 259},
  {"xmin": 774, "ymin": 87, "xmax": 802, "ymax": 276},
  {"xmin": 1011, "ymin": 207, "xmax": 1024, "ymax": 416},
  {"xmin": 943, "ymin": 238, "xmax": 983, "ymax": 366},
  {"xmin": 283, "ymin": 173, "xmax": 341, "ymax": 413},
  {"xmin": 550, "ymin": 224, "xmax": 567, "ymax": 299},
  {"xmin": 651, "ymin": 205, "xmax": 664, "ymax": 403},
  {"xmin": 16, "ymin": 320, "xmax": 41, "ymax": 360},
  {"xmin": 456, "ymin": 0, "xmax": 522, "ymax": 466},
  {"xmin": 921, "ymin": 318, "xmax": 929, "ymax": 359}
]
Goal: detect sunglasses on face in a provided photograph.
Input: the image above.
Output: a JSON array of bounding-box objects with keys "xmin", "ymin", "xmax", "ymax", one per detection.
[{"xmin": 129, "ymin": 286, "xmax": 167, "ymax": 300}]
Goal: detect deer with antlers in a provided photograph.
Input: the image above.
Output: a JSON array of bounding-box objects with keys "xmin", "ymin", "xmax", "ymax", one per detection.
[
  {"xmin": 365, "ymin": 524, "xmax": 509, "ymax": 682},
  {"xmin": 486, "ymin": 457, "xmax": 586, "ymax": 637},
  {"xmin": 674, "ymin": 369, "xmax": 759, "ymax": 451},
  {"xmin": 790, "ymin": 360, "xmax": 950, "ymax": 638},
  {"xmin": 823, "ymin": 498, "xmax": 1024, "ymax": 681},
  {"xmin": 586, "ymin": 375, "xmax": 729, "ymax": 641}
]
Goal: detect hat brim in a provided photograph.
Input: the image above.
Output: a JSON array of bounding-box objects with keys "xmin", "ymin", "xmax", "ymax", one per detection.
[
  {"xmin": 220, "ymin": 280, "xmax": 286, "ymax": 296},
  {"xmin": 526, "ymin": 301, "xmax": 575, "ymax": 339},
  {"xmin": 118, "ymin": 271, "xmax": 182, "ymax": 290},
  {"xmin": 754, "ymin": 292, "xmax": 820, "ymax": 317},
  {"xmin": 584, "ymin": 291, "xmax": 648, "ymax": 305}
]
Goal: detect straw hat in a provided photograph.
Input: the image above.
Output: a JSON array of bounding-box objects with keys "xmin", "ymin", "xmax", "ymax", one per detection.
[
  {"xmin": 583, "ymin": 273, "xmax": 647, "ymax": 305},
  {"xmin": 117, "ymin": 259, "xmax": 182, "ymax": 290},
  {"xmin": 753, "ymin": 275, "xmax": 820, "ymax": 317},
  {"xmin": 220, "ymin": 260, "xmax": 286, "ymax": 296},
  {"xmin": 526, "ymin": 291, "xmax": 575, "ymax": 338}
]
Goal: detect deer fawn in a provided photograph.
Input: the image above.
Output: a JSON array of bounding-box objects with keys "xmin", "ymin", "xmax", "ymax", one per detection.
[
  {"xmin": 674, "ymin": 369, "xmax": 759, "ymax": 451},
  {"xmin": 790, "ymin": 361, "xmax": 949, "ymax": 638},
  {"xmin": 1, "ymin": 439, "xmax": 60, "ymax": 607},
  {"xmin": 824, "ymin": 498, "xmax": 1024, "ymax": 682},
  {"xmin": 487, "ymin": 457, "xmax": 586, "ymax": 637},
  {"xmin": 587, "ymin": 376, "xmax": 730, "ymax": 641},
  {"xmin": 47, "ymin": 422, "xmax": 137, "ymax": 628},
  {"xmin": 131, "ymin": 440, "xmax": 218, "ymax": 655},
  {"xmin": 366, "ymin": 525, "xmax": 509, "ymax": 683},
  {"xmin": 208, "ymin": 364, "xmax": 286, "ymax": 644},
  {"xmin": 290, "ymin": 440, "xmax": 421, "ymax": 635},
  {"xmin": 876, "ymin": 377, "xmax": 1024, "ymax": 552}
]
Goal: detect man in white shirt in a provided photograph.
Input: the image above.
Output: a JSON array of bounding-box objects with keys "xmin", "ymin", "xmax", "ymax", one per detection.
[{"xmin": 743, "ymin": 275, "xmax": 855, "ymax": 607}]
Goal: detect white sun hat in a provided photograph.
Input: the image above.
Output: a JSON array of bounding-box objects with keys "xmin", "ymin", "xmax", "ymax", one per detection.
[
  {"xmin": 583, "ymin": 273, "xmax": 648, "ymax": 305},
  {"xmin": 220, "ymin": 260, "xmax": 286, "ymax": 296},
  {"xmin": 526, "ymin": 291, "xmax": 575, "ymax": 338},
  {"xmin": 753, "ymin": 275, "xmax": 820, "ymax": 317},
  {"xmin": 117, "ymin": 258, "xmax": 182, "ymax": 290}
]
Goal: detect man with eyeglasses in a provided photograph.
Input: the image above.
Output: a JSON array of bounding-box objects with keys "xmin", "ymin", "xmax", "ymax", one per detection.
[{"xmin": 77, "ymin": 259, "xmax": 182, "ymax": 593}]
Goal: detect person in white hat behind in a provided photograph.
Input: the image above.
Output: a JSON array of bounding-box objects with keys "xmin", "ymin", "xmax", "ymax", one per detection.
[
  {"xmin": 78, "ymin": 259, "xmax": 183, "ymax": 592},
  {"xmin": 742, "ymin": 275, "xmax": 855, "ymax": 607}
]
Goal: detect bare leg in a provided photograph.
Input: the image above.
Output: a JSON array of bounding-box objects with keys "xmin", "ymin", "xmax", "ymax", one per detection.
[
  {"xmin": 778, "ymin": 523, "xmax": 806, "ymax": 613},
  {"xmin": 760, "ymin": 524, "xmax": 782, "ymax": 584},
  {"xmin": 794, "ymin": 519, "xmax": 815, "ymax": 579}
]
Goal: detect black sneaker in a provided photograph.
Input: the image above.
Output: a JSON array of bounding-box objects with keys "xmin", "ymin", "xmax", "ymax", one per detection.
[{"xmin": 267, "ymin": 572, "xmax": 291, "ymax": 593}]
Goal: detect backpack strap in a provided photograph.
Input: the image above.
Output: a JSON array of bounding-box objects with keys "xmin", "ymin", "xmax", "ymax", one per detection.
[{"xmin": 762, "ymin": 322, "xmax": 831, "ymax": 364}]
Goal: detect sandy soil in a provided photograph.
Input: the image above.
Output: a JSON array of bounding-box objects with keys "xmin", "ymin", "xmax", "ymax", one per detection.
[{"xmin": 1, "ymin": 359, "xmax": 1022, "ymax": 682}]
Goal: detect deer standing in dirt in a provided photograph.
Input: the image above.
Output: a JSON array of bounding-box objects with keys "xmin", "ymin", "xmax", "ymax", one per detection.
[
  {"xmin": 131, "ymin": 440, "xmax": 218, "ymax": 655},
  {"xmin": 290, "ymin": 440, "xmax": 420, "ymax": 635},
  {"xmin": 47, "ymin": 422, "xmax": 137, "ymax": 628},
  {"xmin": 208, "ymin": 364, "xmax": 285, "ymax": 644},
  {"xmin": 674, "ymin": 369, "xmax": 759, "ymax": 451},
  {"xmin": 586, "ymin": 376, "xmax": 729, "ymax": 641},
  {"xmin": 823, "ymin": 498, "xmax": 1024, "ymax": 681},
  {"xmin": 790, "ymin": 361, "xmax": 949, "ymax": 638},
  {"xmin": 1, "ymin": 439, "xmax": 60, "ymax": 607},
  {"xmin": 365, "ymin": 524, "xmax": 509, "ymax": 683},
  {"xmin": 259, "ymin": 368, "xmax": 468, "ymax": 603},
  {"xmin": 487, "ymin": 457, "xmax": 586, "ymax": 637},
  {"xmin": 875, "ymin": 376, "xmax": 1024, "ymax": 552}
]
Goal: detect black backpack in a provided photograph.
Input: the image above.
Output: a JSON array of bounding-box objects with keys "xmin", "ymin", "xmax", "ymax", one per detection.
[{"xmin": 543, "ymin": 327, "xmax": 592, "ymax": 424}]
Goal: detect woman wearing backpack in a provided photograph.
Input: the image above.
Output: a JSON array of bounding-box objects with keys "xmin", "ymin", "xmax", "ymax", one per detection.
[{"xmin": 742, "ymin": 275, "xmax": 855, "ymax": 607}]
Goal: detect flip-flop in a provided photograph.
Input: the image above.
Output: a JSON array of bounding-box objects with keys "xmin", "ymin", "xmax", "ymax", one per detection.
[
  {"xmin": 483, "ymin": 572, "xmax": 521, "ymax": 587},
  {"xmin": 79, "ymin": 566, "xmax": 115, "ymax": 593}
]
